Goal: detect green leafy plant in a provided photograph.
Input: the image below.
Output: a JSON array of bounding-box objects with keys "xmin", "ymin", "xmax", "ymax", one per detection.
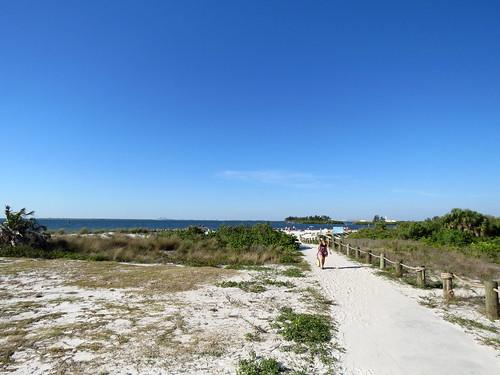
[
  {"xmin": 0, "ymin": 206, "xmax": 49, "ymax": 248},
  {"xmin": 217, "ymin": 280, "xmax": 266, "ymax": 293},
  {"xmin": 237, "ymin": 353, "xmax": 282, "ymax": 375},
  {"xmin": 273, "ymin": 307, "xmax": 335, "ymax": 366},
  {"xmin": 282, "ymin": 268, "xmax": 305, "ymax": 278},
  {"xmin": 275, "ymin": 307, "xmax": 331, "ymax": 345}
]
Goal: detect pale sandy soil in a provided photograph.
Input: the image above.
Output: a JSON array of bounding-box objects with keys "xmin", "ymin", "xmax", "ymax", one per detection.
[
  {"xmin": 0, "ymin": 258, "xmax": 340, "ymax": 374},
  {"xmin": 301, "ymin": 243, "xmax": 500, "ymax": 375},
  {"xmin": 2, "ymin": 238, "xmax": 498, "ymax": 375}
]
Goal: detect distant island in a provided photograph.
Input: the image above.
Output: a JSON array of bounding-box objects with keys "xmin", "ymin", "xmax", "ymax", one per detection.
[{"xmin": 285, "ymin": 215, "xmax": 344, "ymax": 225}]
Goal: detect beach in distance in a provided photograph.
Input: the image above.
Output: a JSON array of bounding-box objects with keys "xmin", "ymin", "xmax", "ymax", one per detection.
[{"xmin": 33, "ymin": 218, "xmax": 359, "ymax": 232}]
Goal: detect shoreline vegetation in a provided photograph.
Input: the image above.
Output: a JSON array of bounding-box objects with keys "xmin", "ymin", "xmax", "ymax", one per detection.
[
  {"xmin": 285, "ymin": 215, "xmax": 343, "ymax": 225},
  {"xmin": 346, "ymin": 208, "xmax": 500, "ymax": 278},
  {"xmin": 1, "ymin": 225, "xmax": 303, "ymax": 267},
  {"xmin": 0, "ymin": 206, "xmax": 303, "ymax": 267}
]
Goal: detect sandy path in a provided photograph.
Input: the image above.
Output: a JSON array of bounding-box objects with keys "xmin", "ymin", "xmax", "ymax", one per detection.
[{"xmin": 303, "ymin": 244, "xmax": 500, "ymax": 375}]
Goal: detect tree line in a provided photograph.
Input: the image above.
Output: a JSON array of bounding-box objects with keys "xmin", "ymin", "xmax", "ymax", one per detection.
[
  {"xmin": 285, "ymin": 215, "xmax": 344, "ymax": 224},
  {"xmin": 349, "ymin": 208, "xmax": 500, "ymax": 262}
]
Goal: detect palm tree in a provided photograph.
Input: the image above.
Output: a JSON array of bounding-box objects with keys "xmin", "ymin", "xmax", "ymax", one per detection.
[
  {"xmin": 440, "ymin": 208, "xmax": 491, "ymax": 237},
  {"xmin": 0, "ymin": 205, "xmax": 49, "ymax": 247}
]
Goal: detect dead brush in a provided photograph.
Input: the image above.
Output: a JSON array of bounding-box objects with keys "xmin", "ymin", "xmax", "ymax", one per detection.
[{"xmin": 346, "ymin": 238, "xmax": 500, "ymax": 280}]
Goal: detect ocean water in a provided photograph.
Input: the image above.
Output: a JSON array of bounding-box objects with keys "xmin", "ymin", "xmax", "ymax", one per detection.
[{"xmin": 29, "ymin": 219, "xmax": 360, "ymax": 232}]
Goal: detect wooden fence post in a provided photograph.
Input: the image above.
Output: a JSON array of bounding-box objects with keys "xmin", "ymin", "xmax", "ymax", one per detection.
[
  {"xmin": 379, "ymin": 253, "xmax": 385, "ymax": 270},
  {"xmin": 355, "ymin": 247, "xmax": 359, "ymax": 259},
  {"xmin": 366, "ymin": 251, "xmax": 372, "ymax": 264},
  {"xmin": 441, "ymin": 273, "xmax": 454, "ymax": 300},
  {"xmin": 395, "ymin": 260, "xmax": 403, "ymax": 277},
  {"xmin": 346, "ymin": 244, "xmax": 350, "ymax": 257},
  {"xmin": 416, "ymin": 267, "xmax": 426, "ymax": 288},
  {"xmin": 485, "ymin": 281, "xmax": 499, "ymax": 320}
]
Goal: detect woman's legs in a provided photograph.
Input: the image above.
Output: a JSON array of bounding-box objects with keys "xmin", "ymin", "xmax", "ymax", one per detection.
[{"xmin": 318, "ymin": 254, "xmax": 325, "ymax": 269}]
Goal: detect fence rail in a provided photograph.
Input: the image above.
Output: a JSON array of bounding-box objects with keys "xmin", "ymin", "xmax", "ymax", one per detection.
[{"xmin": 300, "ymin": 234, "xmax": 499, "ymax": 320}]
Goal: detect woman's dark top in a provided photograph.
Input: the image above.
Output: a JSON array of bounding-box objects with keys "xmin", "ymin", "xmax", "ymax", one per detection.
[{"xmin": 318, "ymin": 243, "xmax": 328, "ymax": 257}]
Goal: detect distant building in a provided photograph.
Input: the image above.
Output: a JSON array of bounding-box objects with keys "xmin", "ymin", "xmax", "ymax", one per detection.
[{"xmin": 383, "ymin": 216, "xmax": 397, "ymax": 223}]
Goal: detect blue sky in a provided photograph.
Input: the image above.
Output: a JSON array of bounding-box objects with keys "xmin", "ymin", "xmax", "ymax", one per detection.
[{"xmin": 1, "ymin": 0, "xmax": 499, "ymax": 220}]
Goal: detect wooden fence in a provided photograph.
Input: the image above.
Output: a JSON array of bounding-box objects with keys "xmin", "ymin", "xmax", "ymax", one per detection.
[{"xmin": 301, "ymin": 234, "xmax": 499, "ymax": 320}]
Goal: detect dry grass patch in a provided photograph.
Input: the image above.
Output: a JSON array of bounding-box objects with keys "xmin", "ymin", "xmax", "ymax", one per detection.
[
  {"xmin": 480, "ymin": 336, "xmax": 500, "ymax": 350},
  {"xmin": 443, "ymin": 314, "xmax": 497, "ymax": 334},
  {"xmin": 66, "ymin": 262, "xmax": 236, "ymax": 293},
  {"xmin": 0, "ymin": 258, "xmax": 65, "ymax": 275},
  {"xmin": 301, "ymin": 287, "xmax": 335, "ymax": 312},
  {"xmin": 346, "ymin": 238, "xmax": 500, "ymax": 280},
  {"xmin": 0, "ymin": 313, "xmax": 65, "ymax": 368},
  {"xmin": 0, "ymin": 300, "xmax": 45, "ymax": 318},
  {"xmin": 0, "ymin": 258, "xmax": 236, "ymax": 294},
  {"xmin": 0, "ymin": 290, "xmax": 13, "ymax": 299}
]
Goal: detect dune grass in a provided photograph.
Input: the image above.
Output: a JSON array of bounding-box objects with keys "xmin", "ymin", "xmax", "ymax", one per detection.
[
  {"xmin": 0, "ymin": 224, "xmax": 303, "ymax": 267},
  {"xmin": 346, "ymin": 238, "xmax": 500, "ymax": 280}
]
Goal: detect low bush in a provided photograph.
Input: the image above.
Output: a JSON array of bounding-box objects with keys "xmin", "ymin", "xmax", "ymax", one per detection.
[
  {"xmin": 237, "ymin": 354, "xmax": 282, "ymax": 375},
  {"xmin": 282, "ymin": 267, "xmax": 305, "ymax": 278},
  {"xmin": 426, "ymin": 228, "xmax": 472, "ymax": 247},
  {"xmin": 273, "ymin": 307, "xmax": 335, "ymax": 367},
  {"xmin": 217, "ymin": 281, "xmax": 266, "ymax": 293},
  {"xmin": 345, "ymin": 238, "xmax": 500, "ymax": 279},
  {"xmin": 274, "ymin": 307, "xmax": 331, "ymax": 346},
  {"xmin": 348, "ymin": 209, "xmax": 500, "ymax": 264},
  {"xmin": 0, "ymin": 224, "xmax": 302, "ymax": 267}
]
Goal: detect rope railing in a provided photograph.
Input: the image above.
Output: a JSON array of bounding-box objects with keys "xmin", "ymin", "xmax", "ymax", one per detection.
[
  {"xmin": 324, "ymin": 237, "xmax": 500, "ymax": 320},
  {"xmin": 400, "ymin": 263, "xmax": 422, "ymax": 272},
  {"xmin": 452, "ymin": 273, "xmax": 484, "ymax": 289},
  {"xmin": 384, "ymin": 257, "xmax": 397, "ymax": 265}
]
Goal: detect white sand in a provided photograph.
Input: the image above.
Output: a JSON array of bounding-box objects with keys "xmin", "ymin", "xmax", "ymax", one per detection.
[
  {"xmin": 0, "ymin": 258, "xmax": 341, "ymax": 374},
  {"xmin": 301, "ymin": 244, "xmax": 500, "ymax": 375}
]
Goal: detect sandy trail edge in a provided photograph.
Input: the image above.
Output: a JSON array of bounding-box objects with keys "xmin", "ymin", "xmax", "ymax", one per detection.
[{"xmin": 302, "ymin": 244, "xmax": 500, "ymax": 375}]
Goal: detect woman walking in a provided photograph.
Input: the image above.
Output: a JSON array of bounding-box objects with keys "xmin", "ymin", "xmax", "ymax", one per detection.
[{"xmin": 317, "ymin": 238, "xmax": 328, "ymax": 269}]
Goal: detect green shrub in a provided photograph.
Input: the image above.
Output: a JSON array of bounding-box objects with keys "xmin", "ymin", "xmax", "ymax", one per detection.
[
  {"xmin": 427, "ymin": 228, "xmax": 472, "ymax": 246},
  {"xmin": 282, "ymin": 267, "xmax": 305, "ymax": 278},
  {"xmin": 397, "ymin": 220, "xmax": 437, "ymax": 240},
  {"xmin": 275, "ymin": 307, "xmax": 331, "ymax": 345},
  {"xmin": 261, "ymin": 279, "xmax": 295, "ymax": 288},
  {"xmin": 237, "ymin": 354, "xmax": 282, "ymax": 375},
  {"xmin": 0, "ymin": 205, "xmax": 49, "ymax": 248},
  {"xmin": 349, "ymin": 209, "xmax": 500, "ymax": 261},
  {"xmin": 468, "ymin": 238, "xmax": 500, "ymax": 262},
  {"xmin": 217, "ymin": 281, "xmax": 266, "ymax": 293}
]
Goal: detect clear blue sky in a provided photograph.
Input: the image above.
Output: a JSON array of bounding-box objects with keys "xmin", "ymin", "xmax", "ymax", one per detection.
[{"xmin": 1, "ymin": 0, "xmax": 499, "ymax": 220}]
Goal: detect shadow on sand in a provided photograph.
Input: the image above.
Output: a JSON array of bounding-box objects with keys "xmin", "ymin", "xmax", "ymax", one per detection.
[{"xmin": 320, "ymin": 265, "xmax": 368, "ymax": 270}]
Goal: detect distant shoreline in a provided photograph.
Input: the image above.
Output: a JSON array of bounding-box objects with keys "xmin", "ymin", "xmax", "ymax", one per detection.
[{"xmin": 28, "ymin": 218, "xmax": 354, "ymax": 233}]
